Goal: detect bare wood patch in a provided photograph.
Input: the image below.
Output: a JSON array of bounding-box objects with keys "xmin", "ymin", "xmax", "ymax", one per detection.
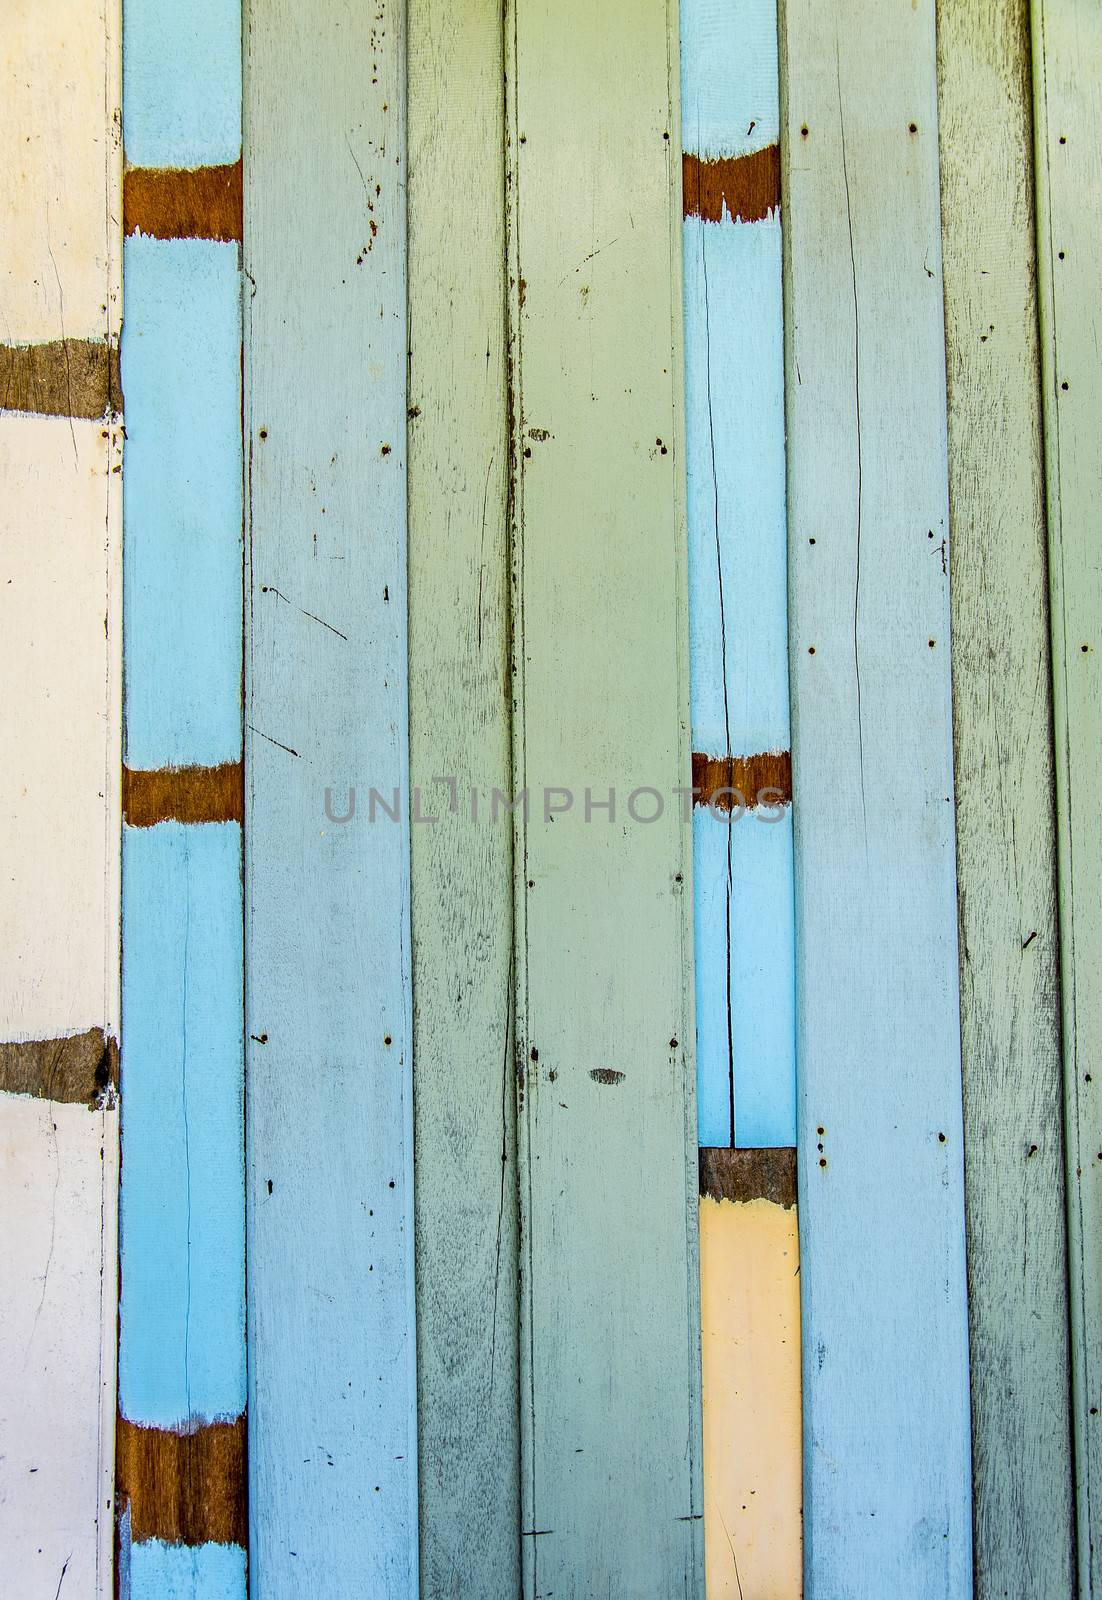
[
  {"xmin": 115, "ymin": 1414, "xmax": 247, "ymax": 1547},
  {"xmin": 692, "ymin": 749, "xmax": 791, "ymax": 810},
  {"xmin": 682, "ymin": 147, "xmax": 780, "ymax": 225},
  {"xmin": 699, "ymin": 1146, "xmax": 796, "ymax": 1208},
  {"xmin": 0, "ymin": 339, "xmax": 121, "ymax": 419},
  {"xmin": 0, "ymin": 1030, "xmax": 118, "ymax": 1107},
  {"xmin": 124, "ymin": 162, "xmax": 243, "ymax": 243},
  {"xmin": 122, "ymin": 763, "xmax": 244, "ymax": 828}
]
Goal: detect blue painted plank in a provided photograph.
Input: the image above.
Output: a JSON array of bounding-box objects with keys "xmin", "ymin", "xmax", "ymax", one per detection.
[
  {"xmin": 781, "ymin": 2, "xmax": 973, "ymax": 1591},
  {"xmin": 243, "ymin": 3, "xmax": 417, "ymax": 1594},
  {"xmin": 681, "ymin": 0, "xmax": 793, "ymax": 1149},
  {"xmin": 123, "ymin": 0, "xmax": 242, "ymax": 168},
  {"xmin": 121, "ymin": 236, "xmax": 242, "ymax": 771},
  {"xmin": 119, "ymin": 821, "xmax": 245, "ymax": 1428},
  {"xmin": 128, "ymin": 1538, "xmax": 248, "ymax": 1600},
  {"xmin": 694, "ymin": 807, "xmax": 795, "ymax": 1147}
]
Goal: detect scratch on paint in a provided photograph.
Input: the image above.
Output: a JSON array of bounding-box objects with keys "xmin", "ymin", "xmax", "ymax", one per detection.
[
  {"xmin": 261, "ymin": 585, "xmax": 349, "ymax": 640},
  {"xmin": 836, "ymin": 44, "xmax": 868, "ymax": 850}
]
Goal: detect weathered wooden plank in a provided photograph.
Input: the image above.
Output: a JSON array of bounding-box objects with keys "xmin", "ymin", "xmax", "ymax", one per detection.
[
  {"xmin": 700, "ymin": 1184, "xmax": 802, "ymax": 1599},
  {"xmin": 1031, "ymin": 4, "xmax": 1102, "ymax": 1592},
  {"xmin": 780, "ymin": 1, "xmax": 973, "ymax": 1590},
  {"xmin": 406, "ymin": 2, "xmax": 520, "ymax": 1595},
  {"xmin": 680, "ymin": 0, "xmax": 794, "ymax": 1148},
  {"xmin": 243, "ymin": 3, "xmax": 417, "ymax": 1594},
  {"xmin": 0, "ymin": 13, "xmax": 121, "ymax": 1591},
  {"xmin": 937, "ymin": 1, "xmax": 1076, "ymax": 1592},
  {"xmin": 505, "ymin": 1, "xmax": 703, "ymax": 1592}
]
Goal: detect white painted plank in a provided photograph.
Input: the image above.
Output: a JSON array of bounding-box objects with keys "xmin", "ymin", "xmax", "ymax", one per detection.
[{"xmin": 780, "ymin": 1, "xmax": 973, "ymax": 1590}]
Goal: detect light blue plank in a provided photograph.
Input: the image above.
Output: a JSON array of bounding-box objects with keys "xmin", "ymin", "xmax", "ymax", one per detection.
[
  {"xmin": 782, "ymin": 1, "xmax": 973, "ymax": 1591},
  {"xmin": 123, "ymin": 0, "xmax": 241, "ymax": 168},
  {"xmin": 128, "ymin": 1538, "xmax": 247, "ymax": 1600},
  {"xmin": 243, "ymin": 2, "xmax": 417, "ymax": 1593},
  {"xmin": 694, "ymin": 807, "xmax": 795, "ymax": 1147},
  {"xmin": 679, "ymin": 0, "xmax": 779, "ymax": 157},
  {"xmin": 119, "ymin": 821, "xmax": 245, "ymax": 1428},
  {"xmin": 122, "ymin": 236, "xmax": 243, "ymax": 770},
  {"xmin": 684, "ymin": 215, "xmax": 789, "ymax": 758}
]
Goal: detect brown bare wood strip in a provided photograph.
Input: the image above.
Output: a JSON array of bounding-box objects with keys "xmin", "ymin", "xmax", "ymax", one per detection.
[
  {"xmin": 122, "ymin": 763, "xmax": 244, "ymax": 827},
  {"xmin": 0, "ymin": 338, "xmax": 121, "ymax": 419},
  {"xmin": 0, "ymin": 1029, "xmax": 118, "ymax": 1107},
  {"xmin": 115, "ymin": 1415, "xmax": 247, "ymax": 1547},
  {"xmin": 691, "ymin": 748, "xmax": 791, "ymax": 810},
  {"xmin": 682, "ymin": 146, "xmax": 780, "ymax": 224},
  {"xmin": 123, "ymin": 161, "xmax": 243, "ymax": 242},
  {"xmin": 699, "ymin": 1146, "xmax": 796, "ymax": 1208}
]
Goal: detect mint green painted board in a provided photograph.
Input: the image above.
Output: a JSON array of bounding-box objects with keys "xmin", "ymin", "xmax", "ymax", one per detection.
[
  {"xmin": 937, "ymin": 1, "xmax": 1075, "ymax": 1592},
  {"xmin": 780, "ymin": 0, "xmax": 973, "ymax": 1590},
  {"xmin": 242, "ymin": 3, "xmax": 417, "ymax": 1593},
  {"xmin": 1032, "ymin": 4, "xmax": 1102, "ymax": 1592},
  {"xmin": 407, "ymin": 0, "xmax": 521, "ymax": 1592},
  {"xmin": 505, "ymin": 0, "xmax": 704, "ymax": 1593}
]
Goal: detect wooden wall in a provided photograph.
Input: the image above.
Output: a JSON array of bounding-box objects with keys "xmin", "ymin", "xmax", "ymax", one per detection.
[{"xmin": 3, "ymin": 2, "xmax": 1102, "ymax": 1597}]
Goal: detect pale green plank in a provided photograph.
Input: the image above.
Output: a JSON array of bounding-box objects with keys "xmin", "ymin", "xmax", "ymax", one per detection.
[
  {"xmin": 407, "ymin": 0, "xmax": 521, "ymax": 1592},
  {"xmin": 505, "ymin": 0, "xmax": 704, "ymax": 1593},
  {"xmin": 1032, "ymin": 4, "xmax": 1102, "ymax": 1593},
  {"xmin": 938, "ymin": 0, "xmax": 1076, "ymax": 1590}
]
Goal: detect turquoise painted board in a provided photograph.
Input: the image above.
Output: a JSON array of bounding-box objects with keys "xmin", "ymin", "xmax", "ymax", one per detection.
[
  {"xmin": 681, "ymin": 0, "xmax": 794, "ymax": 1148},
  {"xmin": 123, "ymin": 0, "xmax": 241, "ymax": 167},
  {"xmin": 243, "ymin": 2, "xmax": 417, "ymax": 1594},
  {"xmin": 780, "ymin": 0, "xmax": 973, "ymax": 1592},
  {"xmin": 128, "ymin": 1540, "xmax": 249, "ymax": 1600},
  {"xmin": 119, "ymin": 822, "xmax": 246, "ymax": 1426},
  {"xmin": 121, "ymin": 235, "xmax": 242, "ymax": 770}
]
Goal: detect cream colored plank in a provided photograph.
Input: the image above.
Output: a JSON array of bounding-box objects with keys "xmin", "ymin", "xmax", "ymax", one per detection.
[
  {"xmin": 0, "ymin": 1094, "xmax": 117, "ymax": 1597},
  {"xmin": 1, "ymin": 0, "xmax": 120, "ymax": 344},
  {"xmin": 701, "ymin": 1195, "xmax": 802, "ymax": 1600}
]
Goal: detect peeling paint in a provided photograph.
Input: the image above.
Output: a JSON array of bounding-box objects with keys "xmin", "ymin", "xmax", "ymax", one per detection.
[
  {"xmin": 682, "ymin": 147, "xmax": 780, "ymax": 225},
  {"xmin": 124, "ymin": 161, "xmax": 243, "ymax": 243},
  {"xmin": 122, "ymin": 762, "xmax": 244, "ymax": 827},
  {"xmin": 692, "ymin": 748, "xmax": 791, "ymax": 810}
]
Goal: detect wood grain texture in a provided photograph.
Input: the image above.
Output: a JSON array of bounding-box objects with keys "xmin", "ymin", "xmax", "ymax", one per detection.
[
  {"xmin": 780, "ymin": 1, "xmax": 973, "ymax": 1591},
  {"xmin": 116, "ymin": 1415, "xmax": 247, "ymax": 1546},
  {"xmin": 0, "ymin": 15, "xmax": 121, "ymax": 1594},
  {"xmin": 700, "ymin": 1194, "xmax": 802, "ymax": 1599},
  {"xmin": 681, "ymin": 0, "xmax": 795, "ymax": 1149},
  {"xmin": 243, "ymin": 3, "xmax": 417, "ymax": 1594},
  {"xmin": 124, "ymin": 161, "xmax": 243, "ymax": 242},
  {"xmin": 505, "ymin": 0, "xmax": 704, "ymax": 1592},
  {"xmin": 937, "ymin": 1, "xmax": 1076, "ymax": 1592},
  {"xmin": 699, "ymin": 1145, "xmax": 796, "ymax": 1208},
  {"xmin": 123, "ymin": 763, "xmax": 244, "ymax": 827},
  {"xmin": 407, "ymin": 1, "xmax": 520, "ymax": 1594},
  {"xmin": 1031, "ymin": 3, "xmax": 1102, "ymax": 1592},
  {"xmin": 0, "ymin": 1029, "xmax": 118, "ymax": 1105}
]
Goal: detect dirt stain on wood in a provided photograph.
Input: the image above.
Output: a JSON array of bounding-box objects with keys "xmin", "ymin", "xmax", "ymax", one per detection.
[
  {"xmin": 0, "ymin": 339, "xmax": 121, "ymax": 420},
  {"xmin": 115, "ymin": 1414, "xmax": 247, "ymax": 1547},
  {"xmin": 124, "ymin": 161, "xmax": 243, "ymax": 243},
  {"xmin": 0, "ymin": 1029, "xmax": 118, "ymax": 1107},
  {"xmin": 123, "ymin": 763, "xmax": 244, "ymax": 828},
  {"xmin": 699, "ymin": 1146, "xmax": 797, "ymax": 1208},
  {"xmin": 682, "ymin": 146, "xmax": 780, "ymax": 225}
]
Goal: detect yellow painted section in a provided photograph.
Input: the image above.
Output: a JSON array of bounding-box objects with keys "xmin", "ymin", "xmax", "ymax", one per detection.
[{"xmin": 701, "ymin": 1195, "xmax": 802, "ymax": 1599}]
